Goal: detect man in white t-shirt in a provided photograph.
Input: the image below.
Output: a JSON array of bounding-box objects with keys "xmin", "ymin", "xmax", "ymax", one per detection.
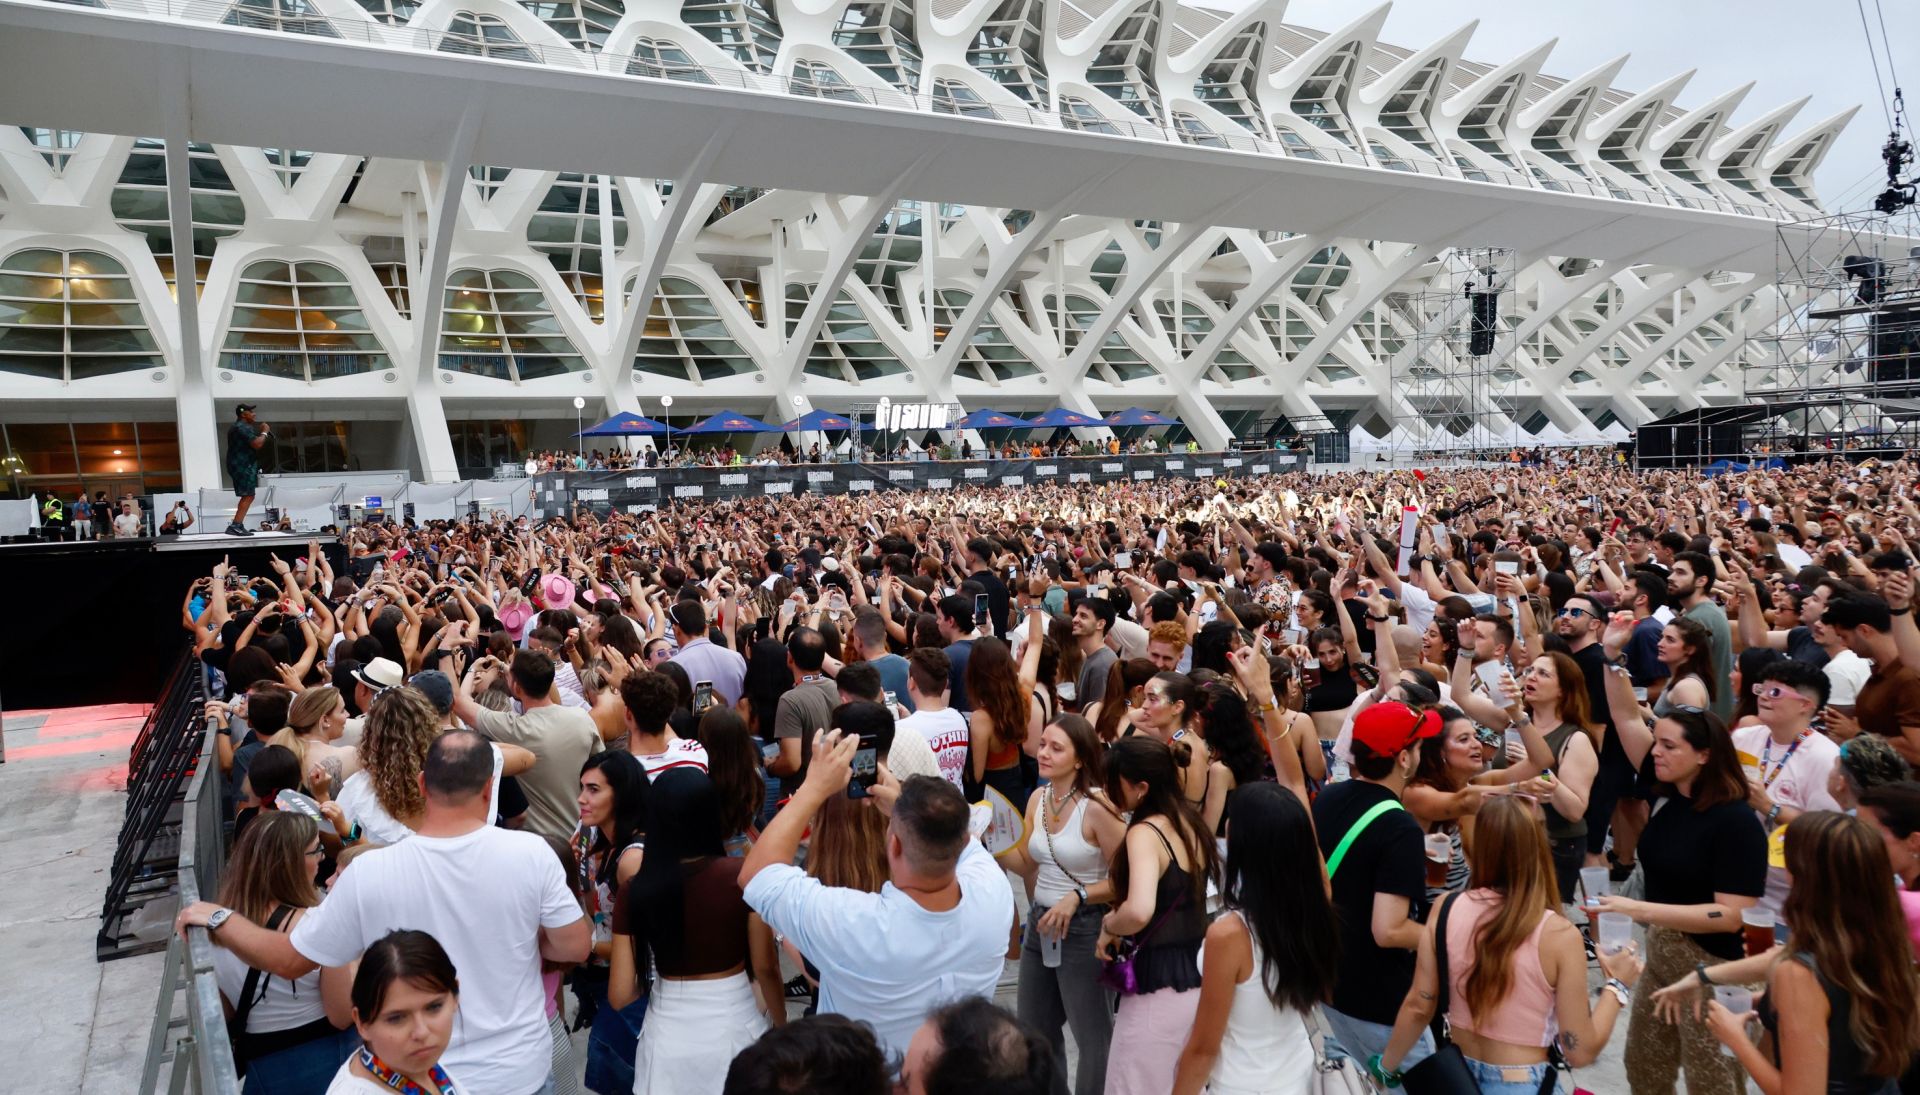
[
  {"xmin": 620, "ymin": 669, "xmax": 710, "ymax": 776},
  {"xmin": 177, "ymin": 731, "xmax": 591, "ymax": 1095},
  {"xmin": 897, "ymin": 648, "xmax": 971, "ymax": 792},
  {"xmin": 1822, "ymin": 643, "xmax": 1872, "ymax": 711},
  {"xmin": 740, "ymin": 731, "xmax": 1012, "ymax": 1066},
  {"xmin": 1732, "ymin": 661, "xmax": 1842, "ymax": 915}
]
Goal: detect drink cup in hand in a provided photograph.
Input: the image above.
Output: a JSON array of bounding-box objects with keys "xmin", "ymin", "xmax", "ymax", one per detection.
[{"xmin": 1580, "ymin": 866, "xmax": 1609, "ymax": 910}]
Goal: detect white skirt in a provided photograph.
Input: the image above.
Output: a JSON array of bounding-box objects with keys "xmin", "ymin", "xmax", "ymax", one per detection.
[{"xmin": 633, "ymin": 972, "xmax": 770, "ymax": 1095}]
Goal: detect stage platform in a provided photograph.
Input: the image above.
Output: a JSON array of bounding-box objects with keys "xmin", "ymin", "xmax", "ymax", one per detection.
[{"xmin": 0, "ymin": 532, "xmax": 342, "ymax": 710}]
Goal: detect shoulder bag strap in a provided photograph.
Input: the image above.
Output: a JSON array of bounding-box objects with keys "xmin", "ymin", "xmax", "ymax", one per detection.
[
  {"xmin": 1325, "ymin": 799, "xmax": 1403, "ymax": 880},
  {"xmin": 231, "ymin": 904, "xmax": 297, "ymax": 1045},
  {"xmin": 1430, "ymin": 891, "xmax": 1458, "ymax": 1028}
]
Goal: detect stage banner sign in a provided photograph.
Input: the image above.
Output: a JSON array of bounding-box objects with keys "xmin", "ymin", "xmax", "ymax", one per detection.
[{"xmin": 532, "ymin": 452, "xmax": 1302, "ymax": 517}]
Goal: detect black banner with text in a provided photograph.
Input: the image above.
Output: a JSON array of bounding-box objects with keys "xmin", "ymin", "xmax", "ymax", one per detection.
[{"xmin": 533, "ymin": 451, "xmax": 1302, "ymax": 517}]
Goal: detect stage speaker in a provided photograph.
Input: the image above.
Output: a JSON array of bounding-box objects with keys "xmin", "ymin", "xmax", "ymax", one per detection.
[{"xmin": 1469, "ymin": 291, "xmax": 1499, "ymax": 357}]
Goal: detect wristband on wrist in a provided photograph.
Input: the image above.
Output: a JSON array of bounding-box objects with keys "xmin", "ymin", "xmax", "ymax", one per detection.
[{"xmin": 1695, "ymin": 961, "xmax": 1714, "ymax": 988}]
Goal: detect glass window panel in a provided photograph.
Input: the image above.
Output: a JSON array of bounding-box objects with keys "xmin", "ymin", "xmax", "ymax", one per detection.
[
  {"xmin": 0, "ymin": 327, "xmax": 65, "ymax": 352},
  {"xmin": 0, "ymin": 355, "xmax": 65, "ymax": 380},
  {"xmin": 67, "ymin": 328, "xmax": 156, "ymax": 353},
  {"xmin": 235, "ymin": 282, "xmax": 298, "ymax": 306},
  {"xmin": 68, "ymin": 355, "xmax": 158, "ymax": 379},
  {"xmin": 68, "ymin": 302, "xmax": 148, "ymax": 326},
  {"xmin": 0, "ymin": 273, "xmax": 64, "ymax": 299},
  {"xmin": 296, "ymin": 285, "xmax": 359, "ymax": 307},
  {"xmin": 0, "ymin": 300, "xmax": 65, "ymax": 325}
]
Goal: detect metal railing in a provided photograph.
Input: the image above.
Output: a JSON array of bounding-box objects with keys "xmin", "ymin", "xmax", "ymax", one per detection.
[
  {"xmin": 137, "ymin": 658, "xmax": 240, "ymax": 1095},
  {"xmin": 62, "ymin": 0, "xmax": 1797, "ymax": 224},
  {"xmin": 101, "ymin": 648, "xmax": 209, "ymax": 959}
]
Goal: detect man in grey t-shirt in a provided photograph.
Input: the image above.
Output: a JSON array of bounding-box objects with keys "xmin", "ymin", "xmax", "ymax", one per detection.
[
  {"xmin": 771, "ymin": 626, "xmax": 841, "ymax": 782},
  {"xmin": 1074, "ymin": 597, "xmax": 1118, "ymax": 710}
]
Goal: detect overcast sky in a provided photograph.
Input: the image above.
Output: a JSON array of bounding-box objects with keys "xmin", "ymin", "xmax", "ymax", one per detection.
[{"xmin": 1212, "ymin": 0, "xmax": 1918, "ymax": 209}]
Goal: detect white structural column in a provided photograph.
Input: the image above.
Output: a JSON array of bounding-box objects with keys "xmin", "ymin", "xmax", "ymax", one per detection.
[
  {"xmin": 407, "ymin": 101, "xmax": 484, "ymax": 483},
  {"xmin": 611, "ymin": 131, "xmax": 731, "ymax": 408},
  {"xmin": 160, "ymin": 50, "xmax": 218, "ymax": 491},
  {"xmin": 771, "ymin": 150, "xmax": 938, "ymax": 391},
  {"xmin": 928, "ymin": 168, "xmax": 1127, "ymax": 385}
]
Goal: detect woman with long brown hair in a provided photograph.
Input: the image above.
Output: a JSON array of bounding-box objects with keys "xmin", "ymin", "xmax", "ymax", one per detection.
[
  {"xmin": 1704, "ymin": 810, "xmax": 1920, "ymax": 1094},
  {"xmin": 1095, "ymin": 736, "xmax": 1220, "ymax": 1095},
  {"xmin": 1650, "ymin": 616, "xmax": 1715, "ymax": 717},
  {"xmin": 967, "ymin": 636, "xmax": 1038, "ymax": 809},
  {"xmin": 1508, "ymin": 651, "xmax": 1603, "ymax": 903},
  {"xmin": 1596, "ymin": 706, "xmax": 1765, "ymax": 1095},
  {"xmin": 1088, "ymin": 657, "xmax": 1156, "ymax": 743},
  {"xmin": 1375, "ymin": 795, "xmax": 1644, "ymax": 1094},
  {"xmin": 210, "ymin": 812, "xmax": 358, "ymax": 1092},
  {"xmin": 331, "ymin": 685, "xmax": 439, "ymax": 845},
  {"xmin": 1001, "ymin": 715, "xmax": 1128, "ymax": 1095}
]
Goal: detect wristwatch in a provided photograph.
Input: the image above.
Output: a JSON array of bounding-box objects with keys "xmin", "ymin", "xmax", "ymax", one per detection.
[
  {"xmin": 205, "ymin": 907, "xmax": 234, "ymax": 933},
  {"xmin": 1603, "ymin": 978, "xmax": 1632, "ymax": 1007}
]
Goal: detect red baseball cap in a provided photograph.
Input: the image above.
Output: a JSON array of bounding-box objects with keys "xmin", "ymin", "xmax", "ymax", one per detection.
[{"xmin": 1351, "ymin": 702, "xmax": 1442, "ymax": 758}]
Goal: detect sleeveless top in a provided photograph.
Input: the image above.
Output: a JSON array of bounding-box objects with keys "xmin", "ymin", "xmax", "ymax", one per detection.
[
  {"xmin": 574, "ymin": 826, "xmax": 643, "ymax": 965},
  {"xmin": 1130, "ymin": 825, "xmax": 1208, "ymax": 995},
  {"xmin": 1539, "ymin": 722, "xmax": 1589, "ymax": 841},
  {"xmin": 1030, "ymin": 793, "xmax": 1108, "ymax": 906},
  {"xmin": 1757, "ymin": 952, "xmax": 1902, "ymax": 1095},
  {"xmin": 1444, "ymin": 889, "xmax": 1559, "ymax": 1048},
  {"xmin": 1652, "ymin": 674, "xmax": 1707, "ymax": 719},
  {"xmin": 1197, "ymin": 911, "xmax": 1314, "ymax": 1093}
]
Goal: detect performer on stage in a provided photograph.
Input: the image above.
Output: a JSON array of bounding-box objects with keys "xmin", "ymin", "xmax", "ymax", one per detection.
[{"xmin": 226, "ymin": 403, "xmax": 269, "ymax": 536}]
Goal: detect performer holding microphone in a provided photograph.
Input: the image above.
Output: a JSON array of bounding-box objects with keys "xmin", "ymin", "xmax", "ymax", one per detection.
[{"xmin": 226, "ymin": 403, "xmax": 269, "ymax": 536}]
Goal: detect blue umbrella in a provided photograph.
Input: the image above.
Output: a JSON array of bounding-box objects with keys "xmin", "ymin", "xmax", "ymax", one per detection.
[
  {"xmin": 575, "ymin": 411, "xmax": 676, "ymax": 437},
  {"xmin": 782, "ymin": 409, "xmax": 874, "ymax": 432},
  {"xmin": 953, "ymin": 408, "xmax": 1037, "ymax": 429},
  {"xmin": 1025, "ymin": 407, "xmax": 1104, "ymax": 429},
  {"xmin": 1102, "ymin": 406, "xmax": 1181, "ymax": 427},
  {"xmin": 680, "ymin": 409, "xmax": 784, "ymax": 434}
]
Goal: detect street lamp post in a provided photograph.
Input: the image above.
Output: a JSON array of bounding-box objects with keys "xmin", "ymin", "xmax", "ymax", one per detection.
[{"xmin": 572, "ymin": 396, "xmax": 586, "ymax": 465}]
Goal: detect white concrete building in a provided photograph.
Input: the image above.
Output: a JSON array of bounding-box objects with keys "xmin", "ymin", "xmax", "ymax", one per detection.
[{"xmin": 0, "ymin": 0, "xmax": 1851, "ymax": 495}]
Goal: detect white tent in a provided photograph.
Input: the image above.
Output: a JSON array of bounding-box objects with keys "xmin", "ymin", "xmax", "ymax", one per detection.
[
  {"xmin": 1349, "ymin": 425, "xmax": 1393, "ymax": 454},
  {"xmin": 1599, "ymin": 422, "xmax": 1631, "ymax": 443}
]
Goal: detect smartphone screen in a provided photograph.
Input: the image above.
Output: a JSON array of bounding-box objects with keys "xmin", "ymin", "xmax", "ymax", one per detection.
[
  {"xmin": 1114, "ymin": 551, "xmax": 1132, "ymax": 570},
  {"xmin": 974, "ymin": 593, "xmax": 989, "ymax": 622},
  {"xmin": 884, "ymin": 690, "xmax": 898, "ymax": 709},
  {"xmin": 760, "ymin": 741, "xmax": 780, "ymax": 766},
  {"xmin": 1495, "ymin": 560, "xmax": 1520, "ymax": 576},
  {"xmin": 847, "ymin": 735, "xmax": 879, "ymax": 799},
  {"xmin": 692, "ymin": 681, "xmax": 716, "ymax": 715}
]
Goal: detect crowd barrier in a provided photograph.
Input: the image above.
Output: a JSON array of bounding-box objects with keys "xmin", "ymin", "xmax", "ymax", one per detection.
[
  {"xmin": 100, "ymin": 649, "xmax": 211, "ymax": 960},
  {"xmin": 531, "ymin": 451, "xmax": 1307, "ymax": 515},
  {"xmin": 111, "ymin": 654, "xmax": 239, "ymax": 1094}
]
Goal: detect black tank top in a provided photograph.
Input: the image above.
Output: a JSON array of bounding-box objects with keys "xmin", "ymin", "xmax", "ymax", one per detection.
[{"xmin": 1757, "ymin": 952, "xmax": 1901, "ymax": 1095}]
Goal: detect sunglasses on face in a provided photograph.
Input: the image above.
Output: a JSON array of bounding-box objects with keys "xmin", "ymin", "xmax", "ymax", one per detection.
[
  {"xmin": 1556, "ymin": 607, "xmax": 1592, "ymax": 618},
  {"xmin": 1751, "ymin": 684, "xmax": 1811, "ymax": 702}
]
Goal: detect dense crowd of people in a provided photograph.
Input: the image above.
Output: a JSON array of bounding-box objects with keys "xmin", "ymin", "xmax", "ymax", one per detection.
[
  {"xmin": 173, "ymin": 450, "xmax": 1920, "ymax": 1094},
  {"xmin": 520, "ymin": 432, "xmax": 1229, "ymax": 474}
]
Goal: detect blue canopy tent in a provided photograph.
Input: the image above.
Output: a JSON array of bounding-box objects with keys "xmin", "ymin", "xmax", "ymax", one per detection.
[
  {"xmin": 782, "ymin": 409, "xmax": 874, "ymax": 432},
  {"xmin": 1102, "ymin": 407, "xmax": 1181, "ymax": 427},
  {"xmin": 680, "ymin": 409, "xmax": 784, "ymax": 434},
  {"xmin": 1024, "ymin": 407, "xmax": 1103, "ymax": 429},
  {"xmin": 952, "ymin": 408, "xmax": 1037, "ymax": 430},
  {"xmin": 574, "ymin": 411, "xmax": 676, "ymax": 436}
]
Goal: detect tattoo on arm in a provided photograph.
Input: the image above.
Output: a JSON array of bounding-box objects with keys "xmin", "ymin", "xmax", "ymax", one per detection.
[
  {"xmin": 1707, "ymin": 911, "xmax": 1724, "ymax": 919},
  {"xmin": 1559, "ymin": 1032, "xmax": 1580, "ymax": 1053},
  {"xmin": 1417, "ymin": 991, "xmax": 1435, "ymax": 1001}
]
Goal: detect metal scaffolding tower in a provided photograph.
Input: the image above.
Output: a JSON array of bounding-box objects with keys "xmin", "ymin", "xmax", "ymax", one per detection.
[{"xmin": 1390, "ymin": 248, "xmax": 1523, "ymax": 460}]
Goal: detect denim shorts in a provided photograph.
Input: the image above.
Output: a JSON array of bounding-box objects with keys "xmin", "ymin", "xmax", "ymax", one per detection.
[{"xmin": 1465, "ymin": 1057, "xmax": 1556, "ymax": 1095}]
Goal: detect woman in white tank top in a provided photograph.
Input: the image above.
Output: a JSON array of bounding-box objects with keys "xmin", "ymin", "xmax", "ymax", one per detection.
[
  {"xmin": 1173, "ymin": 783, "xmax": 1337, "ymax": 1095},
  {"xmin": 1001, "ymin": 715, "xmax": 1129, "ymax": 1095}
]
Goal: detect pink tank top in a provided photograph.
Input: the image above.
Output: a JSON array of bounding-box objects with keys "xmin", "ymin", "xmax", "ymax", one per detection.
[{"xmin": 1444, "ymin": 889, "xmax": 1559, "ymax": 1048}]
